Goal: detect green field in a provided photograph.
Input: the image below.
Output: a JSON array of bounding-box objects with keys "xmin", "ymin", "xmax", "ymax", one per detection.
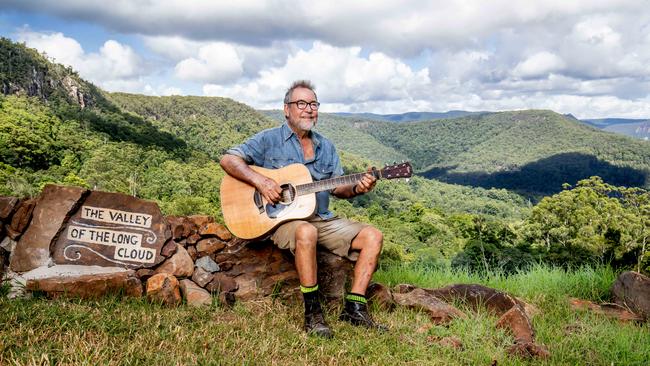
[{"xmin": 1, "ymin": 265, "xmax": 648, "ymax": 365}]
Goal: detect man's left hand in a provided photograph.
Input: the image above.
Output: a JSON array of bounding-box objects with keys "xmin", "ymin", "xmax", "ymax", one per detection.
[{"xmin": 355, "ymin": 170, "xmax": 377, "ymax": 194}]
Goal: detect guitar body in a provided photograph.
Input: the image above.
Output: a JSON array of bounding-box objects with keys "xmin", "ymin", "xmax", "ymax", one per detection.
[{"xmin": 220, "ymin": 164, "xmax": 317, "ymax": 239}]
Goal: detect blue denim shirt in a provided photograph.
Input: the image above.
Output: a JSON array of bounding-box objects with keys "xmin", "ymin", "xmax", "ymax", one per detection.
[{"xmin": 225, "ymin": 123, "xmax": 344, "ymax": 219}]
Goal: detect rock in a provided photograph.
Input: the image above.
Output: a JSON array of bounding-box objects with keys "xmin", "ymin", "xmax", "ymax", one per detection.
[
  {"xmin": 186, "ymin": 233, "xmax": 201, "ymax": 245},
  {"xmin": 199, "ymin": 222, "xmax": 232, "ymax": 241},
  {"xmin": 611, "ymin": 271, "xmax": 650, "ymax": 321},
  {"xmin": 166, "ymin": 216, "xmax": 197, "ymax": 240},
  {"xmin": 495, "ymin": 305, "xmax": 535, "ymax": 343},
  {"xmin": 569, "ymin": 298, "xmax": 644, "ymax": 322},
  {"xmin": 188, "ymin": 215, "xmax": 213, "ymax": 228},
  {"xmin": 206, "ymin": 273, "xmax": 239, "ymax": 293},
  {"xmin": 195, "ymin": 256, "xmax": 220, "ymax": 273},
  {"xmin": 179, "ymin": 279, "xmax": 212, "ymax": 307},
  {"xmin": 160, "ymin": 240, "xmax": 177, "ymax": 257},
  {"xmin": 426, "ymin": 284, "xmax": 531, "ymax": 317},
  {"xmin": 394, "ymin": 283, "xmax": 417, "ymax": 294},
  {"xmin": 0, "ymin": 196, "xmax": 19, "ymax": 220},
  {"xmin": 392, "ymin": 288, "xmax": 467, "ymax": 324},
  {"xmin": 153, "ymin": 244, "xmax": 193, "ymax": 277},
  {"xmin": 52, "ymin": 189, "xmax": 170, "ymax": 269},
  {"xmin": 11, "ymin": 186, "xmax": 86, "ymax": 272},
  {"xmin": 367, "ymin": 282, "xmax": 395, "ymax": 310},
  {"xmin": 506, "ymin": 342, "xmax": 550, "ymax": 359},
  {"xmin": 316, "ymin": 250, "xmax": 354, "ymax": 301},
  {"xmin": 186, "ymin": 245, "xmax": 198, "ymax": 261},
  {"xmin": 196, "ymin": 237, "xmax": 226, "ymax": 256},
  {"xmin": 7, "ymin": 198, "xmax": 37, "ymax": 240},
  {"xmin": 0, "ymin": 237, "xmax": 16, "ymax": 253},
  {"xmin": 24, "ymin": 266, "xmax": 142, "ymax": 298},
  {"xmin": 191, "ymin": 267, "xmax": 214, "ymax": 288},
  {"xmin": 136, "ymin": 268, "xmax": 155, "ymax": 280},
  {"xmin": 146, "ymin": 273, "xmax": 181, "ymax": 306},
  {"xmin": 218, "ymin": 291, "xmax": 236, "ymax": 307}
]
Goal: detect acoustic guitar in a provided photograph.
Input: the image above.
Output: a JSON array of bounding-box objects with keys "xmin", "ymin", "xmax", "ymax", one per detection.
[{"xmin": 220, "ymin": 162, "xmax": 413, "ymax": 239}]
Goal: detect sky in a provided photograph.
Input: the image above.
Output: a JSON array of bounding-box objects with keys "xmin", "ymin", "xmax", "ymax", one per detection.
[{"xmin": 1, "ymin": 0, "xmax": 650, "ymax": 118}]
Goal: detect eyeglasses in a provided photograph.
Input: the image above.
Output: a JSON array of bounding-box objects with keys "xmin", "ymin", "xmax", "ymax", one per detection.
[{"xmin": 287, "ymin": 100, "xmax": 320, "ymax": 110}]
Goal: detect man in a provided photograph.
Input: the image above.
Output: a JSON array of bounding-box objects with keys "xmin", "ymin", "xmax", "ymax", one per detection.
[{"xmin": 220, "ymin": 80, "xmax": 386, "ymax": 338}]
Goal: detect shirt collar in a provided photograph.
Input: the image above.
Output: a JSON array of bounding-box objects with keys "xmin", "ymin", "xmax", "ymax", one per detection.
[{"xmin": 282, "ymin": 123, "xmax": 321, "ymax": 147}]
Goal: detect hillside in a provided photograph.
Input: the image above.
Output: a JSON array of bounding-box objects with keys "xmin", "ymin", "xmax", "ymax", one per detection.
[
  {"xmin": 351, "ymin": 110, "xmax": 650, "ymax": 195},
  {"xmin": 334, "ymin": 110, "xmax": 486, "ymax": 123},
  {"xmin": 107, "ymin": 93, "xmax": 277, "ymax": 160}
]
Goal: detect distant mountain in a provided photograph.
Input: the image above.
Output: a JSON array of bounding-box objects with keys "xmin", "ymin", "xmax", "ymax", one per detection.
[
  {"xmin": 581, "ymin": 118, "xmax": 650, "ymax": 140},
  {"xmin": 334, "ymin": 110, "xmax": 487, "ymax": 123}
]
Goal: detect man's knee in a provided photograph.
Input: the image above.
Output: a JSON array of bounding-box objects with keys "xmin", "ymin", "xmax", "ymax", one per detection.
[
  {"xmin": 358, "ymin": 226, "xmax": 383, "ymax": 252},
  {"xmin": 295, "ymin": 222, "xmax": 318, "ymax": 248}
]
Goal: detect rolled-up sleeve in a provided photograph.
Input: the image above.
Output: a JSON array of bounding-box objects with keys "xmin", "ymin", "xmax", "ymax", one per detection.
[{"xmin": 224, "ymin": 131, "xmax": 266, "ymax": 166}]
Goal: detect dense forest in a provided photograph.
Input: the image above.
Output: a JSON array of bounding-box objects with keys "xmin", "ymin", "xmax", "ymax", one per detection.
[{"xmin": 1, "ymin": 38, "xmax": 648, "ymax": 274}]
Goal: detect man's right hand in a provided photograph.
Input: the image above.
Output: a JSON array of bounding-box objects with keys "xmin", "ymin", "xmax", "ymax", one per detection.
[{"xmin": 254, "ymin": 175, "xmax": 282, "ymax": 204}]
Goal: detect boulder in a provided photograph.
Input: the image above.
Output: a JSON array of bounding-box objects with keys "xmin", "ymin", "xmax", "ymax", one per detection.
[
  {"xmin": 392, "ymin": 287, "xmax": 467, "ymax": 324},
  {"xmin": 52, "ymin": 189, "xmax": 170, "ymax": 269},
  {"xmin": 570, "ymin": 298, "xmax": 644, "ymax": 322},
  {"xmin": 206, "ymin": 273, "xmax": 239, "ymax": 293},
  {"xmin": 11, "ymin": 186, "xmax": 86, "ymax": 272},
  {"xmin": 196, "ymin": 237, "xmax": 226, "ymax": 256},
  {"xmin": 366, "ymin": 282, "xmax": 395, "ymax": 310},
  {"xmin": 6, "ymin": 198, "xmax": 37, "ymax": 240},
  {"xmin": 153, "ymin": 244, "xmax": 193, "ymax": 277},
  {"xmin": 426, "ymin": 284, "xmax": 531, "ymax": 317},
  {"xmin": 199, "ymin": 222, "xmax": 232, "ymax": 241},
  {"xmin": 195, "ymin": 256, "xmax": 220, "ymax": 273},
  {"xmin": 160, "ymin": 240, "xmax": 177, "ymax": 257},
  {"xmin": 611, "ymin": 271, "xmax": 650, "ymax": 321},
  {"xmin": 495, "ymin": 305, "xmax": 535, "ymax": 343},
  {"xmin": 191, "ymin": 267, "xmax": 214, "ymax": 288},
  {"xmin": 146, "ymin": 273, "xmax": 181, "ymax": 306},
  {"xmin": 187, "ymin": 215, "xmax": 213, "ymax": 228},
  {"xmin": 23, "ymin": 265, "xmax": 142, "ymax": 298},
  {"xmin": 179, "ymin": 279, "xmax": 212, "ymax": 307},
  {"xmin": 0, "ymin": 196, "xmax": 19, "ymax": 220}
]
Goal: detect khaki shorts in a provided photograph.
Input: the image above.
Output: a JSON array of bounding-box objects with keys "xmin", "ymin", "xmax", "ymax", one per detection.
[{"xmin": 270, "ymin": 215, "xmax": 369, "ymax": 261}]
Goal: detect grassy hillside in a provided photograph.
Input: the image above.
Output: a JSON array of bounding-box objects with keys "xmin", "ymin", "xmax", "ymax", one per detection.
[
  {"xmin": 352, "ymin": 110, "xmax": 650, "ymax": 194},
  {"xmin": 107, "ymin": 93, "xmax": 277, "ymax": 160}
]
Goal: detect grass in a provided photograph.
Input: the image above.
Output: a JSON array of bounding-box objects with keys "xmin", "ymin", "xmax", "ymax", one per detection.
[{"xmin": 1, "ymin": 265, "xmax": 648, "ymax": 365}]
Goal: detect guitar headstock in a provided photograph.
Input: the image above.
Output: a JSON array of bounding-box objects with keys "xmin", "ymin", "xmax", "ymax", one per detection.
[{"xmin": 380, "ymin": 161, "xmax": 413, "ymax": 180}]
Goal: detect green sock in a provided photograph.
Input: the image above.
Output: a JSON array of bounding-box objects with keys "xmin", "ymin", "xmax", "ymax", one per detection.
[{"xmin": 345, "ymin": 292, "xmax": 367, "ymax": 304}]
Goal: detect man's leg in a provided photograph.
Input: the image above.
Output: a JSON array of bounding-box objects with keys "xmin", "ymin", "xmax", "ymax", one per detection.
[
  {"xmin": 294, "ymin": 222, "xmax": 333, "ymax": 338},
  {"xmin": 349, "ymin": 226, "xmax": 383, "ymax": 294},
  {"xmin": 340, "ymin": 226, "xmax": 387, "ymax": 330}
]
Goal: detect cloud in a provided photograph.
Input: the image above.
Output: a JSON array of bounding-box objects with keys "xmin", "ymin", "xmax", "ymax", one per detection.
[
  {"xmin": 513, "ymin": 52, "xmax": 566, "ymax": 79},
  {"xmin": 16, "ymin": 29, "xmax": 146, "ymax": 88},
  {"xmin": 3, "ymin": 1, "xmax": 645, "ymax": 56},
  {"xmin": 175, "ymin": 42, "xmax": 243, "ymax": 83},
  {"xmin": 203, "ymin": 42, "xmax": 431, "ymax": 108}
]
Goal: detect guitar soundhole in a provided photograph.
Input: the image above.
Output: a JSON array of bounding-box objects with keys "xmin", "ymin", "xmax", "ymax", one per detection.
[{"xmin": 279, "ymin": 183, "xmax": 296, "ymax": 204}]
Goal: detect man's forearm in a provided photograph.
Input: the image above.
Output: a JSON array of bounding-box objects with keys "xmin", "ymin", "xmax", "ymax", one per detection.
[{"xmin": 220, "ymin": 154, "xmax": 263, "ymax": 186}]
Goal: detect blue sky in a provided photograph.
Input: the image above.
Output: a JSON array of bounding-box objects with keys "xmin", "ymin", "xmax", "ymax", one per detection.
[{"xmin": 1, "ymin": 1, "xmax": 650, "ymax": 118}]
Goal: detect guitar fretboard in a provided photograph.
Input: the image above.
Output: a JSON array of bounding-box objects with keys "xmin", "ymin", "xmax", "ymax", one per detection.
[{"xmin": 295, "ymin": 171, "xmax": 381, "ymax": 196}]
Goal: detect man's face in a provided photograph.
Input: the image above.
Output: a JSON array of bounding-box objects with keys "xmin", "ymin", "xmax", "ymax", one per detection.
[{"xmin": 284, "ymin": 87, "xmax": 318, "ymax": 133}]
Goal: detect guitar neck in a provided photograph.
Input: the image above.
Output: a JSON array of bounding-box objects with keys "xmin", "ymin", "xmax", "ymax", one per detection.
[{"xmin": 296, "ymin": 170, "xmax": 381, "ymax": 196}]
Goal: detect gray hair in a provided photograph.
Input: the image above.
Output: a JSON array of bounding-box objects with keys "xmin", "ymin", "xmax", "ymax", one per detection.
[{"xmin": 283, "ymin": 80, "xmax": 317, "ymax": 104}]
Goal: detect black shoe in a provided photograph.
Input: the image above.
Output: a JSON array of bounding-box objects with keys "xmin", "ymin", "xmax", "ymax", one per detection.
[
  {"xmin": 339, "ymin": 301, "xmax": 388, "ymax": 332},
  {"xmin": 304, "ymin": 305, "xmax": 333, "ymax": 339}
]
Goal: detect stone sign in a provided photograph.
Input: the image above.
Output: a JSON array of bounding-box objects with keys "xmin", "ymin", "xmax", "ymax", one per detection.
[{"xmin": 52, "ymin": 191, "xmax": 170, "ymax": 268}]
